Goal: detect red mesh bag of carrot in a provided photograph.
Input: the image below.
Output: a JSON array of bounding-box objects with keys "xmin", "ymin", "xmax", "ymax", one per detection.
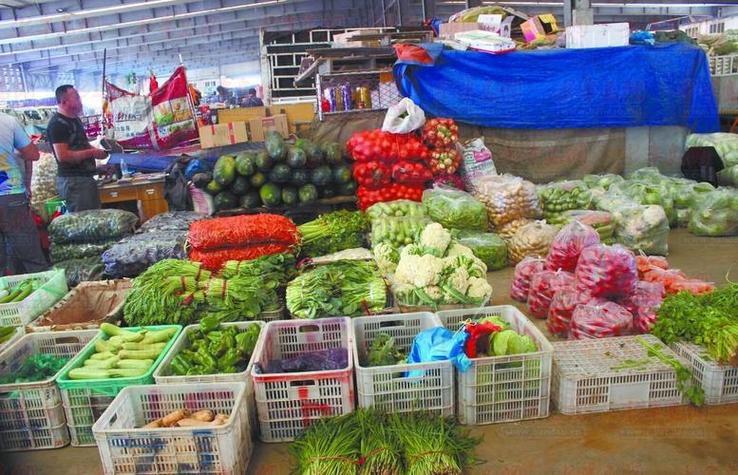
[
  {"xmin": 188, "ymin": 214, "xmax": 298, "ymax": 251},
  {"xmin": 190, "ymin": 243, "xmax": 293, "ymax": 271}
]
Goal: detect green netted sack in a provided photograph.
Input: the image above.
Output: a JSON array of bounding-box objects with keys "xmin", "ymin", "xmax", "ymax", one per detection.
[
  {"xmin": 422, "ymin": 187, "xmax": 487, "ymax": 231},
  {"xmin": 49, "ymin": 209, "xmax": 138, "ymax": 244},
  {"xmin": 456, "ymin": 231, "xmax": 508, "ymax": 270}
]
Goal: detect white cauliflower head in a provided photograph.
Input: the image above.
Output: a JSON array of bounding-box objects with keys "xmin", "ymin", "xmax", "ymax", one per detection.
[
  {"xmin": 445, "ymin": 241, "xmax": 475, "ymax": 259},
  {"xmin": 395, "ymin": 253, "xmax": 445, "ymax": 288},
  {"xmin": 444, "ymin": 266, "xmax": 470, "ymax": 296},
  {"xmin": 373, "ymin": 242, "xmax": 399, "ymax": 275},
  {"xmin": 467, "ymin": 276, "xmax": 492, "ymax": 302},
  {"xmin": 419, "ymin": 222, "xmax": 452, "ymax": 256}
]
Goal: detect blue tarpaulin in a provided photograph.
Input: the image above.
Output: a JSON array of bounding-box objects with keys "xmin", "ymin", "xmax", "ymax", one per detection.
[{"xmin": 394, "ymin": 44, "xmax": 719, "ymax": 133}]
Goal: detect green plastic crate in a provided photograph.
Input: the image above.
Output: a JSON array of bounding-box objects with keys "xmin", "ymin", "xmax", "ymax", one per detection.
[
  {"xmin": 0, "ymin": 269, "xmax": 68, "ymax": 328},
  {"xmin": 56, "ymin": 324, "xmax": 182, "ymax": 447}
]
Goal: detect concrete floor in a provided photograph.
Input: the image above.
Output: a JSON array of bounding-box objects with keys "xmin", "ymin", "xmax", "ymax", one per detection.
[{"xmin": 3, "ymin": 229, "xmax": 738, "ymax": 475}]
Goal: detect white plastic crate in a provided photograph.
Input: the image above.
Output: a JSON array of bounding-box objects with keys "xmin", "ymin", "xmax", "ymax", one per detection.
[
  {"xmin": 352, "ymin": 312, "xmax": 454, "ymax": 416},
  {"xmin": 436, "ymin": 306, "xmax": 553, "ymax": 425},
  {"xmin": 251, "ymin": 317, "xmax": 354, "ymax": 443},
  {"xmin": 671, "ymin": 341, "xmax": 738, "ymax": 406},
  {"xmin": 93, "ymin": 382, "xmax": 250, "ymax": 475},
  {"xmin": 261, "ymin": 307, "xmax": 284, "ymax": 322},
  {"xmin": 153, "ymin": 321, "xmax": 265, "ymax": 436},
  {"xmin": 710, "ymin": 54, "xmax": 738, "ymax": 76},
  {"xmin": 0, "ymin": 329, "xmax": 97, "ymax": 451},
  {"xmin": 552, "ymin": 335, "xmax": 685, "ymax": 415},
  {"xmin": 0, "ymin": 269, "xmax": 68, "ymax": 328}
]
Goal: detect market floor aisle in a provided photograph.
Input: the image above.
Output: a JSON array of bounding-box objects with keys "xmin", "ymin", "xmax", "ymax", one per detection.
[{"xmin": 3, "ymin": 230, "xmax": 737, "ymax": 475}]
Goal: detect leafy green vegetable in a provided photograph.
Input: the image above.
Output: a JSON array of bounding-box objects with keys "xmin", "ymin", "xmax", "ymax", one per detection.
[
  {"xmin": 0, "ymin": 354, "xmax": 70, "ymax": 384},
  {"xmin": 422, "ymin": 187, "xmax": 488, "ymax": 231},
  {"xmin": 365, "ymin": 333, "xmax": 407, "ymax": 367},
  {"xmin": 298, "ymin": 210, "xmax": 369, "ymax": 257}
]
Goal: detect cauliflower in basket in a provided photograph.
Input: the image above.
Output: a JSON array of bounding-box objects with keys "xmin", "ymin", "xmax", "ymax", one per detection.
[
  {"xmin": 373, "ymin": 242, "xmax": 400, "ymax": 275},
  {"xmin": 467, "ymin": 276, "xmax": 493, "ymax": 302},
  {"xmin": 419, "ymin": 222, "xmax": 452, "ymax": 256},
  {"xmin": 424, "ymin": 285, "xmax": 444, "ymax": 302},
  {"xmin": 445, "ymin": 241, "xmax": 475, "ymax": 259},
  {"xmin": 445, "ymin": 253, "xmax": 487, "ymax": 278},
  {"xmin": 395, "ymin": 253, "xmax": 445, "ymax": 288},
  {"xmin": 444, "ymin": 265, "xmax": 470, "ymax": 296}
]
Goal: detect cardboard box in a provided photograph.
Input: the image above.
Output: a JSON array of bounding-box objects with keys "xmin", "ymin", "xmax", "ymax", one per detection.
[
  {"xmin": 199, "ymin": 122, "xmax": 249, "ymax": 149},
  {"xmin": 332, "ymin": 29, "xmax": 382, "ymax": 47},
  {"xmin": 269, "ymin": 102, "xmax": 316, "ymax": 134},
  {"xmin": 216, "ymin": 106, "xmax": 267, "ymax": 123},
  {"xmin": 248, "ymin": 114, "xmax": 289, "ymax": 142},
  {"xmin": 439, "ymin": 22, "xmax": 489, "ymax": 38},
  {"xmin": 566, "ymin": 23, "xmax": 630, "ymax": 49},
  {"xmin": 521, "ymin": 15, "xmax": 559, "ymax": 43}
]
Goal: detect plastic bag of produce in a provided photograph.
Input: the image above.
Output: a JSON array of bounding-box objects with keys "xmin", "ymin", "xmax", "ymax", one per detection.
[
  {"xmin": 102, "ymin": 230, "xmax": 188, "ymax": 278},
  {"xmin": 627, "ymin": 167, "xmax": 664, "ymax": 182},
  {"xmin": 370, "ymin": 216, "xmax": 430, "ymax": 247},
  {"xmin": 718, "ymin": 164, "xmax": 738, "ymax": 187},
  {"xmin": 50, "ymin": 240, "xmax": 116, "ymax": 264},
  {"xmin": 575, "ymin": 244, "xmax": 637, "ymax": 300},
  {"xmin": 53, "ymin": 256, "xmax": 105, "ymax": 287},
  {"xmin": 570, "ymin": 300, "xmax": 633, "ymax": 339},
  {"xmin": 547, "ymin": 286, "xmax": 589, "ymax": 337},
  {"xmin": 621, "ymin": 280, "xmax": 664, "ymax": 334},
  {"xmin": 48, "ymin": 209, "xmax": 138, "ymax": 244},
  {"xmin": 582, "ymin": 173, "xmax": 624, "ymax": 190},
  {"xmin": 612, "ymin": 204, "xmax": 670, "ymax": 256},
  {"xmin": 366, "ymin": 200, "xmax": 426, "ymax": 221},
  {"xmin": 562, "ymin": 210, "xmax": 614, "ymax": 241},
  {"xmin": 593, "ymin": 190, "xmax": 638, "ymax": 214},
  {"xmin": 496, "ymin": 217, "xmax": 533, "ymax": 240},
  {"xmin": 458, "ymin": 138, "xmax": 497, "ymax": 193},
  {"xmin": 455, "ymin": 231, "xmax": 507, "ymax": 270},
  {"xmin": 671, "ymin": 179, "xmax": 715, "ymax": 227},
  {"xmin": 507, "ymin": 221, "xmax": 559, "ymax": 264},
  {"xmin": 30, "ymin": 152, "xmax": 58, "ymax": 214},
  {"xmin": 472, "ymin": 174, "xmax": 541, "ymax": 230},
  {"xmin": 528, "ymin": 270, "xmax": 575, "ymax": 319},
  {"xmin": 422, "ymin": 187, "xmax": 488, "ymax": 231},
  {"xmin": 686, "ymin": 133, "xmax": 738, "ymax": 167},
  {"xmin": 538, "ymin": 180, "xmax": 592, "ymax": 224},
  {"xmin": 510, "ymin": 256, "xmax": 544, "ymax": 302},
  {"xmin": 139, "ymin": 211, "xmax": 206, "ymax": 232},
  {"xmin": 545, "ymin": 221, "xmax": 600, "ymax": 272},
  {"xmin": 688, "ymin": 188, "xmax": 738, "ymax": 237},
  {"xmin": 382, "ymin": 97, "xmax": 425, "ymax": 134}
]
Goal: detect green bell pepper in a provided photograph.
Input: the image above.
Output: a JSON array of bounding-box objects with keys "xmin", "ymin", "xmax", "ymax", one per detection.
[
  {"xmin": 199, "ymin": 315, "xmax": 220, "ymax": 333},
  {"xmin": 170, "ymin": 355, "xmax": 192, "ymax": 376}
]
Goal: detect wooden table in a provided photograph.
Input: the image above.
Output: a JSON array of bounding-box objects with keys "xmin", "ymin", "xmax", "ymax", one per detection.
[{"xmin": 98, "ymin": 176, "xmax": 168, "ymax": 222}]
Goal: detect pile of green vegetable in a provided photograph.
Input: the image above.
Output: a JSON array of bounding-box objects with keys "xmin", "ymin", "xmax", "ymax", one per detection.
[
  {"xmin": 286, "ymin": 260, "xmax": 387, "ymax": 319},
  {"xmin": 366, "ymin": 200, "xmax": 426, "ymax": 220},
  {"xmin": 0, "ymin": 353, "xmax": 70, "ymax": 384},
  {"xmin": 298, "ymin": 210, "xmax": 369, "ymax": 257},
  {"xmin": 371, "ymin": 216, "xmax": 430, "ymax": 248},
  {"xmin": 538, "ymin": 180, "xmax": 592, "ymax": 224},
  {"xmin": 652, "ymin": 283, "xmax": 738, "ymax": 364},
  {"xmin": 125, "ymin": 254, "xmax": 294, "ymax": 326},
  {"xmin": 475, "ymin": 315, "xmax": 538, "ymax": 357},
  {"xmin": 422, "ymin": 188, "xmax": 488, "ymax": 232},
  {"xmin": 454, "ymin": 231, "xmax": 508, "ymax": 270},
  {"xmin": 66, "ymin": 323, "xmax": 178, "ymax": 380},
  {"xmin": 195, "ymin": 134, "xmax": 356, "ymax": 211},
  {"xmin": 364, "ymin": 333, "xmax": 407, "ymax": 367},
  {"xmin": 290, "ymin": 409, "xmax": 479, "ymax": 475},
  {"xmin": 168, "ymin": 319, "xmax": 260, "ymax": 376},
  {"xmin": 0, "ymin": 278, "xmax": 40, "ymax": 304}
]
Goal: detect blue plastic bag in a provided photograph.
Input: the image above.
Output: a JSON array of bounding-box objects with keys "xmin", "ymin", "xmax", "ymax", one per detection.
[
  {"xmin": 407, "ymin": 327, "xmax": 471, "ymax": 378},
  {"xmin": 184, "ymin": 159, "xmax": 209, "ymax": 180}
]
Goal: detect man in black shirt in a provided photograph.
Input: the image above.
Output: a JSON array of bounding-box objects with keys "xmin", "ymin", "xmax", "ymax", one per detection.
[{"xmin": 47, "ymin": 85, "xmax": 108, "ymax": 212}]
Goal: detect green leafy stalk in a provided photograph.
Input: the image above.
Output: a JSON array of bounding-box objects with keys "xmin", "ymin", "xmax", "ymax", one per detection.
[
  {"xmin": 298, "ymin": 210, "xmax": 369, "ymax": 257},
  {"xmin": 636, "ymin": 337, "xmax": 705, "ymax": 407}
]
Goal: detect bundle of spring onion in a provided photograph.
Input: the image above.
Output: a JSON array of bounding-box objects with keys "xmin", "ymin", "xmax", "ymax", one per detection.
[
  {"xmin": 297, "ymin": 210, "xmax": 369, "ymax": 258},
  {"xmin": 124, "ymin": 254, "xmax": 294, "ymax": 326},
  {"xmin": 289, "ymin": 409, "xmax": 478, "ymax": 475},
  {"xmin": 285, "ymin": 260, "xmax": 387, "ymax": 319}
]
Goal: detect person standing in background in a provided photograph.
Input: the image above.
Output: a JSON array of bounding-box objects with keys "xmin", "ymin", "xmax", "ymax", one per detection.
[
  {"xmin": 47, "ymin": 85, "xmax": 108, "ymax": 212},
  {"xmin": 0, "ymin": 112, "xmax": 49, "ymax": 274},
  {"xmin": 240, "ymin": 88, "xmax": 264, "ymax": 107}
]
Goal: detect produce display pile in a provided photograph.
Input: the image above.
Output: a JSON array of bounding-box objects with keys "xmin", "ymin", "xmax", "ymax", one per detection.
[
  {"xmin": 297, "ymin": 210, "xmax": 369, "ymax": 257},
  {"xmin": 48, "ymin": 209, "xmax": 138, "ymax": 287},
  {"xmin": 29, "ymin": 152, "xmax": 58, "ymax": 217},
  {"xmin": 391, "ymin": 223, "xmax": 493, "ymax": 308},
  {"xmin": 195, "ymin": 133, "xmax": 355, "ymax": 211},
  {"xmin": 285, "ymin": 260, "xmax": 387, "ymax": 319},
  {"xmin": 686, "ymin": 133, "xmax": 738, "ymax": 187},
  {"xmin": 652, "ymin": 282, "xmax": 738, "ymax": 364},
  {"xmin": 187, "ymin": 213, "xmax": 298, "ymax": 271},
  {"xmin": 0, "ymin": 353, "xmax": 69, "ymax": 384},
  {"xmin": 422, "ymin": 187, "xmax": 487, "ymax": 232},
  {"xmin": 458, "ymin": 314, "xmax": 537, "ymax": 358},
  {"xmin": 290, "ymin": 409, "xmax": 479, "ymax": 475},
  {"xmin": 124, "ymin": 254, "xmax": 294, "ymax": 326},
  {"xmin": 0, "ymin": 277, "xmax": 41, "ymax": 304},
  {"xmin": 508, "ymin": 221, "xmax": 716, "ymax": 340},
  {"xmin": 364, "ymin": 333, "xmax": 408, "ymax": 367},
  {"xmin": 139, "ymin": 408, "xmax": 229, "ymax": 429},
  {"xmin": 66, "ymin": 324, "xmax": 178, "ymax": 380},
  {"xmin": 260, "ymin": 348, "xmax": 349, "ymax": 373},
  {"xmin": 348, "ymin": 129, "xmax": 433, "ymax": 209},
  {"xmin": 422, "ymin": 118, "xmax": 462, "ymax": 177},
  {"xmin": 538, "ymin": 180, "xmax": 592, "ymax": 224},
  {"xmin": 167, "ymin": 320, "xmax": 260, "ymax": 376}
]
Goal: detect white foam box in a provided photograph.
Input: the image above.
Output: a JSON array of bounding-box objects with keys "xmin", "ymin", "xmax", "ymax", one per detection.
[{"xmin": 565, "ymin": 23, "xmax": 630, "ymax": 49}]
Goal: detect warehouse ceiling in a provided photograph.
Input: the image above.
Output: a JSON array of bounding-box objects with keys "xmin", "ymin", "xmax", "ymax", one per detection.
[{"xmin": 1, "ymin": 0, "xmax": 736, "ymax": 80}]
